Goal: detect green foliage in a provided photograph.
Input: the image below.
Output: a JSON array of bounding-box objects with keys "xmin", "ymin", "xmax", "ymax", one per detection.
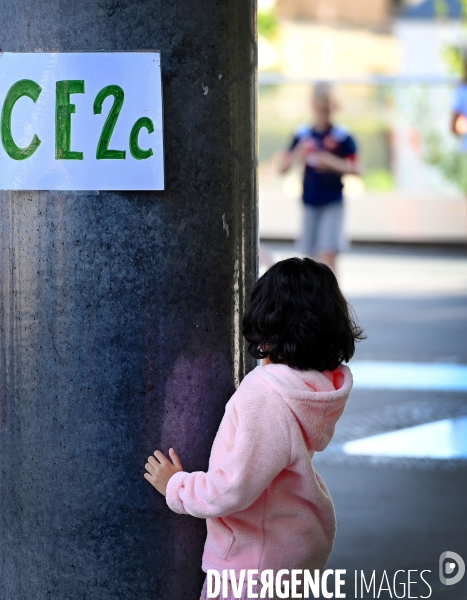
[
  {"xmin": 413, "ymin": 89, "xmax": 467, "ymax": 192},
  {"xmin": 435, "ymin": 0, "xmax": 448, "ymax": 18},
  {"xmin": 364, "ymin": 169, "xmax": 395, "ymax": 192},
  {"xmin": 433, "ymin": 0, "xmax": 467, "ymax": 19},
  {"xmin": 441, "ymin": 44, "xmax": 464, "ymax": 75},
  {"xmin": 438, "ymin": 0, "xmax": 467, "ymax": 76},
  {"xmin": 258, "ymin": 10, "xmax": 279, "ymax": 40},
  {"xmin": 422, "ymin": 129, "xmax": 467, "ymax": 191}
]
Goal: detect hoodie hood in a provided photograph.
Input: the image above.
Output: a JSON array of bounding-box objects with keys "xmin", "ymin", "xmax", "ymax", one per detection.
[{"xmin": 255, "ymin": 363, "xmax": 353, "ymax": 451}]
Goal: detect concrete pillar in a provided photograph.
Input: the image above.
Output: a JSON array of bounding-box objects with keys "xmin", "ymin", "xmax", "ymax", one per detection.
[{"xmin": 0, "ymin": 1, "xmax": 257, "ymax": 598}]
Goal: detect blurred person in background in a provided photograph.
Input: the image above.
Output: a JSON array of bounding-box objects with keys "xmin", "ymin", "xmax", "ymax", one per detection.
[
  {"xmin": 279, "ymin": 82, "xmax": 361, "ymax": 274},
  {"xmin": 451, "ymin": 48, "xmax": 467, "ymax": 148}
]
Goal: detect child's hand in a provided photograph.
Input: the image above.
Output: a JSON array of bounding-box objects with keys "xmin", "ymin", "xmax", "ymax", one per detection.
[
  {"xmin": 296, "ymin": 139, "xmax": 317, "ymax": 163},
  {"xmin": 307, "ymin": 151, "xmax": 335, "ymax": 170},
  {"xmin": 144, "ymin": 448, "xmax": 183, "ymax": 496},
  {"xmin": 307, "ymin": 151, "xmax": 350, "ymax": 173}
]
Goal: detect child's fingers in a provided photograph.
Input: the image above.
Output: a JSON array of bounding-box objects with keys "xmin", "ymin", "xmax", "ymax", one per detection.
[
  {"xmin": 147, "ymin": 456, "xmax": 161, "ymax": 470},
  {"xmin": 145, "ymin": 461, "xmax": 157, "ymax": 476},
  {"xmin": 169, "ymin": 448, "xmax": 183, "ymax": 470},
  {"xmin": 144, "ymin": 473, "xmax": 156, "ymax": 487},
  {"xmin": 153, "ymin": 450, "xmax": 169, "ymax": 465}
]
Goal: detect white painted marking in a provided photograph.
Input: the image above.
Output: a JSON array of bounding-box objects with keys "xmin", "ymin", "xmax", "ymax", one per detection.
[
  {"xmin": 350, "ymin": 361, "xmax": 467, "ymax": 392},
  {"xmin": 343, "ymin": 417, "xmax": 467, "ymax": 459}
]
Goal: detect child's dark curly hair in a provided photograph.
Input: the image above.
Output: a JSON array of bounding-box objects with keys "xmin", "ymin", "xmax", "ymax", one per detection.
[{"xmin": 242, "ymin": 257, "xmax": 365, "ymax": 371}]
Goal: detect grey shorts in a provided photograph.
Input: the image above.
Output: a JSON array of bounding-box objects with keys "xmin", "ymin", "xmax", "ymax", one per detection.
[{"xmin": 297, "ymin": 201, "xmax": 345, "ymax": 257}]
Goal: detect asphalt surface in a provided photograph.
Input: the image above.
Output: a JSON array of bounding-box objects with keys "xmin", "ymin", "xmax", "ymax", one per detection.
[{"xmin": 262, "ymin": 242, "xmax": 467, "ymax": 600}]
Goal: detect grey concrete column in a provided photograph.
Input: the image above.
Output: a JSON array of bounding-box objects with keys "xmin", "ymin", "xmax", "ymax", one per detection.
[{"xmin": 0, "ymin": 1, "xmax": 257, "ymax": 599}]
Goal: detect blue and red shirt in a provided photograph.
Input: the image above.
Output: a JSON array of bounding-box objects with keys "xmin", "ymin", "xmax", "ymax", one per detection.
[
  {"xmin": 288, "ymin": 124, "xmax": 358, "ymax": 207},
  {"xmin": 452, "ymin": 84, "xmax": 467, "ymax": 152}
]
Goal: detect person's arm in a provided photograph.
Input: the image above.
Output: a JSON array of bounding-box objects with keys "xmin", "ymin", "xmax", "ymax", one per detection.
[
  {"xmin": 311, "ymin": 152, "xmax": 361, "ymax": 176},
  {"xmin": 278, "ymin": 150, "xmax": 295, "ymax": 174},
  {"xmin": 451, "ymin": 111, "xmax": 467, "ymax": 135},
  {"xmin": 164, "ymin": 393, "xmax": 292, "ymax": 519},
  {"xmin": 451, "ymin": 86, "xmax": 467, "ymax": 135},
  {"xmin": 279, "ymin": 132, "xmax": 303, "ymax": 174},
  {"xmin": 311, "ymin": 132, "xmax": 361, "ymax": 176}
]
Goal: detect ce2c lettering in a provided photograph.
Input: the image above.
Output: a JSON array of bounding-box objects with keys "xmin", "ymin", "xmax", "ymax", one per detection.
[{"xmin": 1, "ymin": 79, "xmax": 154, "ymax": 161}]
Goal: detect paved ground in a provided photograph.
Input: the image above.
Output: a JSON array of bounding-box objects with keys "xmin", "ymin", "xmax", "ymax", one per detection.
[{"xmin": 261, "ymin": 242, "xmax": 467, "ymax": 599}]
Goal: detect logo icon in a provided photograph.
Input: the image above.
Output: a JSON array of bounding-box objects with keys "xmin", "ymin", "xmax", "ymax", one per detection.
[{"xmin": 439, "ymin": 551, "xmax": 465, "ymax": 585}]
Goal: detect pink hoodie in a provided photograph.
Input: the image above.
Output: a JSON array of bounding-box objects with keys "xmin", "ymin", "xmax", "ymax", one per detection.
[{"xmin": 166, "ymin": 362, "xmax": 353, "ymax": 574}]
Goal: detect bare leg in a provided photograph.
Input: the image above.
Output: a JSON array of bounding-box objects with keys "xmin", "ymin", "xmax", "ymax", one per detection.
[
  {"xmin": 318, "ymin": 251, "xmax": 338, "ymax": 276},
  {"xmin": 259, "ymin": 243, "xmax": 275, "ymax": 268}
]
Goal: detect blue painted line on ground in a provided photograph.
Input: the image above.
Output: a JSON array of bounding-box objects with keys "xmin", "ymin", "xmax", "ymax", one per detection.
[{"xmin": 349, "ymin": 361, "xmax": 467, "ymax": 392}]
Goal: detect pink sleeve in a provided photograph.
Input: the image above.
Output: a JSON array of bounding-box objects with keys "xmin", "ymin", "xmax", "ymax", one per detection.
[{"xmin": 165, "ymin": 393, "xmax": 291, "ymax": 518}]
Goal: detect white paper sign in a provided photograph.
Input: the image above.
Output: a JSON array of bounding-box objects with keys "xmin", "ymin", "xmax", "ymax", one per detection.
[{"xmin": 0, "ymin": 52, "xmax": 164, "ymax": 190}]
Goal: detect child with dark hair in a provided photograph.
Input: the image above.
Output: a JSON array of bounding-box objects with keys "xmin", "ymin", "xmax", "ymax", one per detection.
[{"xmin": 144, "ymin": 258, "xmax": 364, "ymax": 600}]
